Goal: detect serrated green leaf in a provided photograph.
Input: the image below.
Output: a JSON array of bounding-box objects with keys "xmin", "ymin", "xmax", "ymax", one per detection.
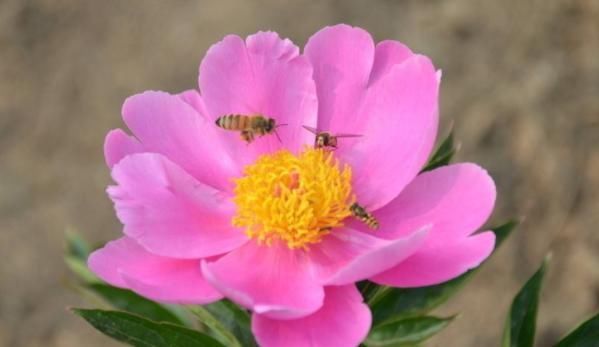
[
  {"xmin": 421, "ymin": 131, "xmax": 455, "ymax": 172},
  {"xmin": 203, "ymin": 300, "xmax": 256, "ymax": 347},
  {"xmin": 370, "ymin": 221, "xmax": 518, "ymax": 326},
  {"xmin": 365, "ymin": 316, "xmax": 455, "ymax": 347},
  {"xmin": 190, "ymin": 305, "xmax": 244, "ymax": 347},
  {"xmin": 555, "ymin": 312, "xmax": 599, "ymax": 347},
  {"xmin": 502, "ymin": 257, "xmax": 548, "ymax": 347},
  {"xmin": 86, "ymin": 283, "xmax": 185, "ymax": 326},
  {"xmin": 73, "ymin": 309, "xmax": 224, "ymax": 347}
]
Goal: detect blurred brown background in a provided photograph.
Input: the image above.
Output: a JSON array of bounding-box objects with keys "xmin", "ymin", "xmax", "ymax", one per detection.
[{"xmin": 1, "ymin": 0, "xmax": 598, "ymax": 346}]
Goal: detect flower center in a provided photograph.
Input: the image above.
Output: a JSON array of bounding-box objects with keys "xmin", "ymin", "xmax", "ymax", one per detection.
[{"xmin": 232, "ymin": 148, "xmax": 355, "ymax": 249}]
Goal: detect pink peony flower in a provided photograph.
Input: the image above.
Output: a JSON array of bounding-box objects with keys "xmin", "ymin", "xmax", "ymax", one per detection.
[{"xmin": 89, "ymin": 24, "xmax": 496, "ymax": 347}]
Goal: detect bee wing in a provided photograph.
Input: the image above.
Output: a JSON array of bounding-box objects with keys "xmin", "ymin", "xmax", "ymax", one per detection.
[
  {"xmin": 302, "ymin": 125, "xmax": 320, "ymax": 134},
  {"xmin": 334, "ymin": 133, "xmax": 363, "ymax": 138}
]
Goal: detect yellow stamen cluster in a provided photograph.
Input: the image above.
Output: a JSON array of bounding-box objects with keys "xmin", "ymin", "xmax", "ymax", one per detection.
[{"xmin": 232, "ymin": 148, "xmax": 355, "ymax": 249}]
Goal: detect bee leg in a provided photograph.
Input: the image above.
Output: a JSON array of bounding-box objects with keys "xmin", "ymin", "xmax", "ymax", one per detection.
[
  {"xmin": 273, "ymin": 129, "xmax": 283, "ymax": 143},
  {"xmin": 240, "ymin": 130, "xmax": 254, "ymax": 144}
]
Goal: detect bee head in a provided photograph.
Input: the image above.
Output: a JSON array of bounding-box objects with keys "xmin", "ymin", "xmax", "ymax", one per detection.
[
  {"xmin": 266, "ymin": 118, "xmax": 276, "ymax": 132},
  {"xmin": 316, "ymin": 134, "xmax": 326, "ymax": 148}
]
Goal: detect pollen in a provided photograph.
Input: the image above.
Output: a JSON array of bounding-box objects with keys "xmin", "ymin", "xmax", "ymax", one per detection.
[{"xmin": 232, "ymin": 148, "xmax": 355, "ymax": 249}]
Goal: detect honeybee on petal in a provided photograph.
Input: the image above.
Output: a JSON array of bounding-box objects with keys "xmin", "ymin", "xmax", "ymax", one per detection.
[
  {"xmin": 302, "ymin": 125, "xmax": 362, "ymax": 150},
  {"xmin": 350, "ymin": 202, "xmax": 379, "ymax": 229},
  {"xmin": 215, "ymin": 114, "xmax": 285, "ymax": 144}
]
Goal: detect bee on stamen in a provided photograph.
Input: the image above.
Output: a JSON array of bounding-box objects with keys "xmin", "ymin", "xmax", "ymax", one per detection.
[
  {"xmin": 349, "ymin": 202, "xmax": 379, "ymax": 229},
  {"xmin": 302, "ymin": 125, "xmax": 362, "ymax": 150},
  {"xmin": 215, "ymin": 114, "xmax": 286, "ymax": 144}
]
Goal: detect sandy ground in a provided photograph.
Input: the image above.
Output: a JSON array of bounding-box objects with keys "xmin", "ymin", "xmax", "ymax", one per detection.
[{"xmin": 1, "ymin": 0, "xmax": 598, "ymax": 346}]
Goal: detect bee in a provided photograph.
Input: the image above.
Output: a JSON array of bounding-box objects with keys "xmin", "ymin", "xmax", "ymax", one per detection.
[
  {"xmin": 302, "ymin": 125, "xmax": 362, "ymax": 150},
  {"xmin": 350, "ymin": 202, "xmax": 379, "ymax": 229},
  {"xmin": 215, "ymin": 114, "xmax": 285, "ymax": 143}
]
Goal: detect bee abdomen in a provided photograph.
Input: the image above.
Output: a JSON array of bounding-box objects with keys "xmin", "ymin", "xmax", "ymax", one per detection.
[
  {"xmin": 362, "ymin": 216, "xmax": 379, "ymax": 229},
  {"xmin": 216, "ymin": 114, "xmax": 249, "ymax": 130},
  {"xmin": 350, "ymin": 203, "xmax": 379, "ymax": 229}
]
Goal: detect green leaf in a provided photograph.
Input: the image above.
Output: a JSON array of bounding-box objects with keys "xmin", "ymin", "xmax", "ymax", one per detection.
[
  {"xmin": 555, "ymin": 312, "xmax": 599, "ymax": 347},
  {"xmin": 369, "ymin": 275, "xmax": 470, "ymax": 326},
  {"xmin": 358, "ymin": 280, "xmax": 383, "ymax": 302},
  {"xmin": 65, "ymin": 255, "xmax": 100, "ymax": 283},
  {"xmin": 203, "ymin": 300, "xmax": 256, "ymax": 347},
  {"xmin": 492, "ymin": 220, "xmax": 519, "ymax": 247},
  {"xmin": 502, "ymin": 257, "xmax": 548, "ymax": 347},
  {"xmin": 86, "ymin": 283, "xmax": 185, "ymax": 326},
  {"xmin": 189, "ymin": 305, "xmax": 244, "ymax": 347},
  {"xmin": 64, "ymin": 231, "xmax": 100, "ymax": 283},
  {"xmin": 370, "ymin": 220, "xmax": 518, "ymax": 327},
  {"xmin": 73, "ymin": 309, "xmax": 224, "ymax": 347},
  {"xmin": 365, "ymin": 316, "xmax": 455, "ymax": 347},
  {"xmin": 66, "ymin": 230, "xmax": 92, "ymax": 260},
  {"xmin": 421, "ymin": 131, "xmax": 455, "ymax": 172}
]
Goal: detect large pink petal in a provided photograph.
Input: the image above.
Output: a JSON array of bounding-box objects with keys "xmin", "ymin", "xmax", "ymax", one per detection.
[
  {"xmin": 88, "ymin": 237, "xmax": 222, "ymax": 304},
  {"xmin": 372, "ymin": 231, "xmax": 495, "ymax": 287},
  {"xmin": 362, "ymin": 163, "xmax": 497, "ymax": 287},
  {"xmin": 104, "ymin": 129, "xmax": 143, "ymax": 168},
  {"xmin": 308, "ymin": 227, "xmax": 429, "ymax": 286},
  {"xmin": 201, "ymin": 241, "xmax": 324, "ymax": 319},
  {"xmin": 252, "ymin": 285, "xmax": 371, "ymax": 347},
  {"xmin": 304, "ymin": 24, "xmax": 375, "ymax": 131},
  {"xmin": 122, "ymin": 90, "xmax": 240, "ymax": 192},
  {"xmin": 360, "ymin": 163, "xmax": 496, "ymax": 242},
  {"xmin": 305, "ymin": 25, "xmax": 439, "ymax": 209},
  {"xmin": 338, "ymin": 56, "xmax": 439, "ymax": 210},
  {"xmin": 108, "ymin": 152, "xmax": 248, "ymax": 259},
  {"xmin": 199, "ymin": 32, "xmax": 317, "ymax": 162}
]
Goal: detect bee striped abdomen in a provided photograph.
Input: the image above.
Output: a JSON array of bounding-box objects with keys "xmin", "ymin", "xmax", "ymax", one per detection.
[
  {"xmin": 216, "ymin": 114, "xmax": 251, "ymax": 130},
  {"xmin": 350, "ymin": 203, "xmax": 379, "ymax": 229}
]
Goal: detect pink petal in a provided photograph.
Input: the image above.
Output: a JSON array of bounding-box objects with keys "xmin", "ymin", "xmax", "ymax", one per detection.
[
  {"xmin": 339, "ymin": 56, "xmax": 439, "ymax": 210},
  {"xmin": 201, "ymin": 241, "xmax": 324, "ymax": 319},
  {"xmin": 252, "ymin": 285, "xmax": 371, "ymax": 347},
  {"xmin": 104, "ymin": 129, "xmax": 143, "ymax": 168},
  {"xmin": 177, "ymin": 89, "xmax": 209, "ymax": 117},
  {"xmin": 88, "ymin": 237, "xmax": 222, "ymax": 304},
  {"xmin": 308, "ymin": 227, "xmax": 429, "ymax": 286},
  {"xmin": 362, "ymin": 163, "xmax": 496, "ymax": 242},
  {"xmin": 304, "ymin": 24, "xmax": 374, "ymax": 131},
  {"xmin": 362, "ymin": 163, "xmax": 497, "ymax": 287},
  {"xmin": 305, "ymin": 24, "xmax": 439, "ymax": 209},
  {"xmin": 199, "ymin": 32, "xmax": 317, "ymax": 162},
  {"xmin": 122, "ymin": 90, "xmax": 240, "ymax": 192},
  {"xmin": 369, "ymin": 40, "xmax": 414, "ymax": 85},
  {"xmin": 372, "ymin": 231, "xmax": 495, "ymax": 287},
  {"xmin": 108, "ymin": 152, "xmax": 248, "ymax": 259}
]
